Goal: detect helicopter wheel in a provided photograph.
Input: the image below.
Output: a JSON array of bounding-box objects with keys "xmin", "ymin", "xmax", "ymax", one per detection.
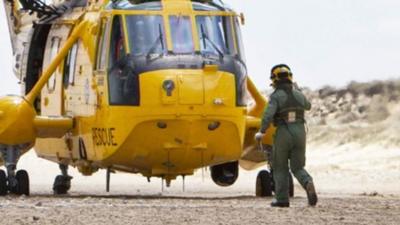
[
  {"xmin": 53, "ymin": 175, "xmax": 72, "ymax": 195},
  {"xmin": 0, "ymin": 170, "xmax": 7, "ymax": 196},
  {"xmin": 255, "ymin": 170, "xmax": 273, "ymax": 197},
  {"xmin": 15, "ymin": 170, "xmax": 30, "ymax": 196}
]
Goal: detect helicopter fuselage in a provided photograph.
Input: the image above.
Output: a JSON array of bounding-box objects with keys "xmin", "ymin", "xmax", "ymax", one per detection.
[
  {"xmin": 33, "ymin": 0, "xmax": 250, "ymax": 182},
  {"xmin": 0, "ymin": 0, "xmax": 274, "ymax": 187}
]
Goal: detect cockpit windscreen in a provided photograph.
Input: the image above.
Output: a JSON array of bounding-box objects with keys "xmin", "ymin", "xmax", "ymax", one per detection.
[
  {"xmin": 196, "ymin": 16, "xmax": 235, "ymax": 56},
  {"xmin": 125, "ymin": 15, "xmax": 167, "ymax": 56}
]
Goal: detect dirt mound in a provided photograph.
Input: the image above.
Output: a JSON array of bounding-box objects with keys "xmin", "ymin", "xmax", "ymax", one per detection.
[
  {"xmin": 297, "ymin": 79, "xmax": 400, "ymax": 148},
  {"xmin": 305, "ymin": 79, "xmax": 400, "ymax": 125}
]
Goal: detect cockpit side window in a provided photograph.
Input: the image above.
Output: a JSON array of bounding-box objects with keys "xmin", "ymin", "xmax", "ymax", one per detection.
[
  {"xmin": 196, "ymin": 16, "xmax": 235, "ymax": 56},
  {"xmin": 108, "ymin": 15, "xmax": 140, "ymax": 106},
  {"xmin": 169, "ymin": 16, "xmax": 195, "ymax": 54},
  {"xmin": 109, "ymin": 16, "xmax": 126, "ymax": 68}
]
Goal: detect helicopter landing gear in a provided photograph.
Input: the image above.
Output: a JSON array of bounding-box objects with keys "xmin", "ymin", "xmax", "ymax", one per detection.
[
  {"xmin": 255, "ymin": 169, "xmax": 295, "ymax": 198},
  {"xmin": 53, "ymin": 164, "xmax": 72, "ymax": 195},
  {"xmin": 256, "ymin": 170, "xmax": 273, "ymax": 197},
  {"xmin": 0, "ymin": 145, "xmax": 30, "ymax": 196},
  {"xmin": 256, "ymin": 142, "xmax": 295, "ymax": 198}
]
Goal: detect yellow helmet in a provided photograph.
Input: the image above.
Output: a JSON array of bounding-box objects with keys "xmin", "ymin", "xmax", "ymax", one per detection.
[{"xmin": 270, "ymin": 64, "xmax": 293, "ymax": 85}]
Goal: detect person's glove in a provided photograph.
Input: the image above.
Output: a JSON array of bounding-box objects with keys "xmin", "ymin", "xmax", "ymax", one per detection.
[{"xmin": 255, "ymin": 132, "xmax": 265, "ymax": 142}]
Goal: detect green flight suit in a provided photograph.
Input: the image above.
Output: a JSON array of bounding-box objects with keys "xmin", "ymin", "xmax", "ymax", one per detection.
[{"xmin": 260, "ymin": 83, "xmax": 313, "ymax": 202}]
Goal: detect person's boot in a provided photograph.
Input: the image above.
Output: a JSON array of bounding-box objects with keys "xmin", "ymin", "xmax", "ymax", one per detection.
[
  {"xmin": 305, "ymin": 181, "xmax": 318, "ymax": 206},
  {"xmin": 270, "ymin": 199, "xmax": 289, "ymax": 208}
]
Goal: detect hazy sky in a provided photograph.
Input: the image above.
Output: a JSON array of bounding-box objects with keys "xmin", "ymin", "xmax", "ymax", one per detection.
[{"xmin": 1, "ymin": 0, "xmax": 400, "ymax": 95}]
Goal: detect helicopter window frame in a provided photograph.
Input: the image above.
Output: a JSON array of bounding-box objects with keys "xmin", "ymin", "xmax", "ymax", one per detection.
[
  {"xmin": 47, "ymin": 36, "xmax": 62, "ymax": 93},
  {"xmin": 63, "ymin": 42, "xmax": 79, "ymax": 88},
  {"xmin": 169, "ymin": 15, "xmax": 195, "ymax": 54}
]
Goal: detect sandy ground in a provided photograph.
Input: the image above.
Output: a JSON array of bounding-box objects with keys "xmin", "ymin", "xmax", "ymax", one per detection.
[
  {"xmin": 0, "ymin": 195, "xmax": 399, "ymax": 225},
  {"xmin": 0, "ymin": 144, "xmax": 399, "ymax": 224}
]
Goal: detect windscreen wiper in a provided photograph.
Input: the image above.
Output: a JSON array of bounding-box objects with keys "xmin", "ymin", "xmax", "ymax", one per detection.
[
  {"xmin": 146, "ymin": 24, "xmax": 165, "ymax": 59},
  {"xmin": 200, "ymin": 24, "xmax": 224, "ymax": 59}
]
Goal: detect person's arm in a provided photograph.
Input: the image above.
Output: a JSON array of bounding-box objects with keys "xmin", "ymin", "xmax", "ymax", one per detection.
[{"xmin": 260, "ymin": 95, "xmax": 279, "ymax": 133}]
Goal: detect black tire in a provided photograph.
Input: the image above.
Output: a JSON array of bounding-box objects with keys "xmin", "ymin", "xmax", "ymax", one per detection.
[
  {"xmin": 16, "ymin": 170, "xmax": 30, "ymax": 196},
  {"xmin": 210, "ymin": 161, "xmax": 239, "ymax": 187},
  {"xmin": 289, "ymin": 173, "xmax": 294, "ymax": 197},
  {"xmin": 0, "ymin": 170, "xmax": 7, "ymax": 196},
  {"xmin": 256, "ymin": 170, "xmax": 273, "ymax": 197},
  {"xmin": 53, "ymin": 175, "xmax": 71, "ymax": 195}
]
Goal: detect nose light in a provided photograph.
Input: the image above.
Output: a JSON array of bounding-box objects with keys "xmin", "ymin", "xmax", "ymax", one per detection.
[{"xmin": 162, "ymin": 80, "xmax": 175, "ymax": 96}]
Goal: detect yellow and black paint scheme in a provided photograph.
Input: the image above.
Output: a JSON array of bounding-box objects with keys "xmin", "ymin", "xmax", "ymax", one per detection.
[{"xmin": 0, "ymin": 0, "xmax": 275, "ymax": 187}]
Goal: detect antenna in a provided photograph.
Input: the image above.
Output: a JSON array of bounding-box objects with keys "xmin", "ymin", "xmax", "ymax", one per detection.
[
  {"xmin": 106, "ymin": 167, "xmax": 111, "ymax": 192},
  {"xmin": 161, "ymin": 176, "xmax": 164, "ymax": 192},
  {"xmin": 201, "ymin": 150, "xmax": 205, "ymax": 182},
  {"xmin": 182, "ymin": 175, "xmax": 185, "ymax": 192}
]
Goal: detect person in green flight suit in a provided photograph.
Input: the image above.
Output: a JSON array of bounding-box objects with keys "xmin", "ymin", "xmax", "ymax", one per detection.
[{"xmin": 255, "ymin": 64, "xmax": 318, "ymax": 207}]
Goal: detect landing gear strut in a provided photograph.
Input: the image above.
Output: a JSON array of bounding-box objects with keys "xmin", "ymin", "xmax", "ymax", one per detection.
[
  {"xmin": 0, "ymin": 145, "xmax": 30, "ymax": 196},
  {"xmin": 53, "ymin": 164, "xmax": 72, "ymax": 195}
]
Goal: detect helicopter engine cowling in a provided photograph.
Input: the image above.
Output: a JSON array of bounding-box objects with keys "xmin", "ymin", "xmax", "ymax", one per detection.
[{"xmin": 210, "ymin": 161, "xmax": 239, "ymax": 187}]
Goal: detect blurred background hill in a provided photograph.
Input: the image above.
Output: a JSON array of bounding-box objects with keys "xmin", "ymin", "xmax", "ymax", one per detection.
[
  {"xmin": 302, "ymin": 79, "xmax": 400, "ymax": 148},
  {"xmin": 257, "ymin": 79, "xmax": 400, "ymax": 148}
]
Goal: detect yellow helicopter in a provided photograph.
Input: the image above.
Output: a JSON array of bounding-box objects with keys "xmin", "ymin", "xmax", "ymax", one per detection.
[{"xmin": 0, "ymin": 0, "xmax": 292, "ymax": 196}]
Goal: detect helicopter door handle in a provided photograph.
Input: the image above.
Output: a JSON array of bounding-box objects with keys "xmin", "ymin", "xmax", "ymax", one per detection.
[{"xmin": 162, "ymin": 80, "xmax": 175, "ymax": 97}]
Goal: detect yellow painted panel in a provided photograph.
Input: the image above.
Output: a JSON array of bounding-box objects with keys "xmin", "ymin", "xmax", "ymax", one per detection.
[{"xmin": 178, "ymin": 74, "xmax": 204, "ymax": 105}]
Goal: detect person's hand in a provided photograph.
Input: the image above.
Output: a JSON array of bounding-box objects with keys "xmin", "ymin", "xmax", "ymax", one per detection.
[{"xmin": 255, "ymin": 132, "xmax": 265, "ymax": 142}]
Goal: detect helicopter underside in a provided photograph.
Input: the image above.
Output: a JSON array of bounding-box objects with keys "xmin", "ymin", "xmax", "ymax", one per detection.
[
  {"xmin": 104, "ymin": 115, "xmax": 244, "ymax": 176},
  {"xmin": 34, "ymin": 109, "xmax": 246, "ymax": 182}
]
